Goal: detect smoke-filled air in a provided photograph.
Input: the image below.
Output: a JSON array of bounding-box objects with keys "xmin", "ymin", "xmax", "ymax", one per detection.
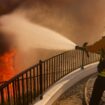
[
  {"xmin": 12, "ymin": 0, "xmax": 105, "ymax": 45},
  {"xmin": 0, "ymin": 0, "xmax": 105, "ymax": 77},
  {"xmin": 0, "ymin": 13, "xmax": 75, "ymax": 71},
  {"xmin": 0, "ymin": 14, "xmax": 75, "ymax": 51}
]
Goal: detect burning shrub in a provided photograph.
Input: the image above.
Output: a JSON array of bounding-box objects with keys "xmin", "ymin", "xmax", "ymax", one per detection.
[{"xmin": 0, "ymin": 33, "xmax": 16, "ymax": 84}]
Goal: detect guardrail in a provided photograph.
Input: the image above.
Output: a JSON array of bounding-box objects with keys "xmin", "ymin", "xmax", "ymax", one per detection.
[{"xmin": 0, "ymin": 49, "xmax": 100, "ymax": 105}]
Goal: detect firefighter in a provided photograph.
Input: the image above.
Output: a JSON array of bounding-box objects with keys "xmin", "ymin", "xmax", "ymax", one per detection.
[{"xmin": 89, "ymin": 49, "xmax": 105, "ymax": 105}]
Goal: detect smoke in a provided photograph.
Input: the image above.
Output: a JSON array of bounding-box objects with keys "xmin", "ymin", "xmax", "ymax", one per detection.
[
  {"xmin": 0, "ymin": 14, "xmax": 75, "ymax": 71},
  {"xmin": 0, "ymin": 32, "xmax": 14, "ymax": 56},
  {"xmin": 0, "ymin": 14, "xmax": 75, "ymax": 51},
  {"xmin": 1, "ymin": 0, "xmax": 105, "ymax": 70},
  {"xmin": 0, "ymin": 0, "xmax": 105, "ymax": 44},
  {"xmin": 0, "ymin": 0, "xmax": 23, "ymax": 15},
  {"xmin": 13, "ymin": 0, "xmax": 105, "ymax": 45}
]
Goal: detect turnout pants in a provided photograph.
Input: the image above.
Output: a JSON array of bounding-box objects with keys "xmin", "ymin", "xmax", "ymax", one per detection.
[{"xmin": 89, "ymin": 76, "xmax": 105, "ymax": 105}]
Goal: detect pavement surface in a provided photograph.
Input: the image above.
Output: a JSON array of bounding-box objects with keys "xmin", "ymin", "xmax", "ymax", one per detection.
[
  {"xmin": 85, "ymin": 74, "xmax": 105, "ymax": 105},
  {"xmin": 52, "ymin": 74, "xmax": 105, "ymax": 105},
  {"xmin": 52, "ymin": 76, "xmax": 90, "ymax": 105}
]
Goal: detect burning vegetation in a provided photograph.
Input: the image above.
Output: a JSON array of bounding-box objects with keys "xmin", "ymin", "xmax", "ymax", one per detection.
[{"xmin": 0, "ymin": 33, "xmax": 15, "ymax": 84}]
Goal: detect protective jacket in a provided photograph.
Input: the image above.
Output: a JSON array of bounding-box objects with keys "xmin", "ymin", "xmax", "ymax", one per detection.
[{"xmin": 98, "ymin": 59, "xmax": 105, "ymax": 77}]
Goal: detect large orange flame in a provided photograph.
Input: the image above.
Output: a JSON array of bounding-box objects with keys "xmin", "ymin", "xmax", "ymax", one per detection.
[{"xmin": 0, "ymin": 50, "xmax": 16, "ymax": 84}]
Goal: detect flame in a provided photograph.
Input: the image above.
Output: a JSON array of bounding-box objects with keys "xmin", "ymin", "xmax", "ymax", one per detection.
[{"xmin": 0, "ymin": 50, "xmax": 16, "ymax": 84}]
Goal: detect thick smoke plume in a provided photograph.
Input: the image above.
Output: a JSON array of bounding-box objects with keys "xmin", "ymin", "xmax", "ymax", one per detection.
[
  {"xmin": 0, "ymin": 0, "xmax": 24, "ymax": 15},
  {"xmin": 0, "ymin": 14, "xmax": 75, "ymax": 71},
  {"xmin": 0, "ymin": 33, "xmax": 14, "ymax": 56},
  {"xmin": 0, "ymin": 14, "xmax": 75, "ymax": 51},
  {"xmin": 0, "ymin": 0, "xmax": 105, "ymax": 44},
  {"xmin": 14, "ymin": 0, "xmax": 105, "ymax": 45},
  {"xmin": 0, "ymin": 0, "xmax": 105, "ymax": 71}
]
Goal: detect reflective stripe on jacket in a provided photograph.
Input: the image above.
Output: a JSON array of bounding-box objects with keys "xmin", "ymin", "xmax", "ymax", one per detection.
[{"xmin": 98, "ymin": 71, "xmax": 105, "ymax": 77}]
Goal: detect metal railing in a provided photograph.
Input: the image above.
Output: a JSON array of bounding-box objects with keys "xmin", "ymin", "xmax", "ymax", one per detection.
[{"xmin": 0, "ymin": 49, "xmax": 100, "ymax": 105}]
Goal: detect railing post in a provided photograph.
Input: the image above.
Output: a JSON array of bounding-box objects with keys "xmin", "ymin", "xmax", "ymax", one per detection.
[
  {"xmin": 1, "ymin": 89, "xmax": 4, "ymax": 105},
  {"xmin": 39, "ymin": 60, "xmax": 43, "ymax": 99}
]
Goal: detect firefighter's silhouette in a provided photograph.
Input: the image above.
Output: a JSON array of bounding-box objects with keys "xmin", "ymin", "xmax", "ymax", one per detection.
[
  {"xmin": 76, "ymin": 36, "xmax": 105, "ymax": 105},
  {"xmin": 89, "ymin": 49, "xmax": 105, "ymax": 105}
]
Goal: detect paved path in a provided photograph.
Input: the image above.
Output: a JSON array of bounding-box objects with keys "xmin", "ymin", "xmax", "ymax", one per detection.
[
  {"xmin": 52, "ymin": 77, "xmax": 90, "ymax": 105},
  {"xmin": 52, "ymin": 74, "xmax": 105, "ymax": 105},
  {"xmin": 85, "ymin": 74, "xmax": 105, "ymax": 105}
]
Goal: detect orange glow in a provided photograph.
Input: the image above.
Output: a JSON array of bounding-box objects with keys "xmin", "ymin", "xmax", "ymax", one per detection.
[{"xmin": 0, "ymin": 50, "xmax": 16, "ymax": 84}]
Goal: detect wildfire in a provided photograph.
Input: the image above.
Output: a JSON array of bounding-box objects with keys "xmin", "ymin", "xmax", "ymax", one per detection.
[
  {"xmin": 0, "ymin": 33, "xmax": 16, "ymax": 84},
  {"xmin": 0, "ymin": 50, "xmax": 16, "ymax": 84}
]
